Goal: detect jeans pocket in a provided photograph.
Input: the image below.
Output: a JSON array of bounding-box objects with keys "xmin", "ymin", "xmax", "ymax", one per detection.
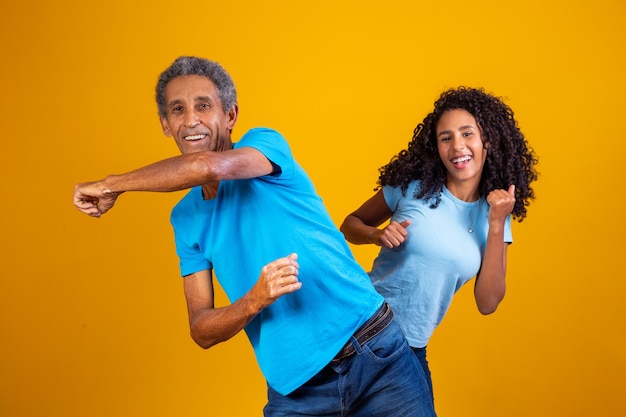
[{"xmin": 362, "ymin": 319, "xmax": 410, "ymax": 363}]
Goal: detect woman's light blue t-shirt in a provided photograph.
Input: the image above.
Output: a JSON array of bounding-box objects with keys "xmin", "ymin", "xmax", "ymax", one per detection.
[{"xmin": 369, "ymin": 181, "xmax": 512, "ymax": 347}]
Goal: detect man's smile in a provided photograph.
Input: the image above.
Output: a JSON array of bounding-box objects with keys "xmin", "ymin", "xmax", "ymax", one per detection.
[{"xmin": 184, "ymin": 134, "xmax": 208, "ymax": 141}]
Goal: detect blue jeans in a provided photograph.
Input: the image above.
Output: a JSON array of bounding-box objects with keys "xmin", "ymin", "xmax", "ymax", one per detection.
[
  {"xmin": 412, "ymin": 347, "xmax": 434, "ymax": 405},
  {"xmin": 263, "ymin": 317, "xmax": 436, "ymax": 416}
]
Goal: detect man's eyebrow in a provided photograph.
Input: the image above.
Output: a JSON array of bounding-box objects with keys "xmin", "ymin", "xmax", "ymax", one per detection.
[
  {"xmin": 167, "ymin": 98, "xmax": 183, "ymax": 108},
  {"xmin": 167, "ymin": 96, "xmax": 214, "ymax": 107}
]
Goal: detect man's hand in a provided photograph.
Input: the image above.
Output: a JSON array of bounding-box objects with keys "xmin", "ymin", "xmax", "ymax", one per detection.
[
  {"xmin": 249, "ymin": 253, "xmax": 301, "ymax": 310},
  {"xmin": 73, "ymin": 181, "xmax": 120, "ymax": 218}
]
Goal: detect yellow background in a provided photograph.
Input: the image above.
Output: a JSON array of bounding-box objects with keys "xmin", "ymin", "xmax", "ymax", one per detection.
[{"xmin": 1, "ymin": 1, "xmax": 624, "ymax": 416}]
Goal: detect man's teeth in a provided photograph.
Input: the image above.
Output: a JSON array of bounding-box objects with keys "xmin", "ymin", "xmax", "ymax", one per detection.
[
  {"xmin": 185, "ymin": 134, "xmax": 205, "ymax": 141},
  {"xmin": 453, "ymin": 155, "xmax": 472, "ymax": 163}
]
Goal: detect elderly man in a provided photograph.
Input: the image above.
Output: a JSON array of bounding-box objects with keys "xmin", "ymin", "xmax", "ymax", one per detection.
[{"xmin": 73, "ymin": 56, "xmax": 435, "ymax": 417}]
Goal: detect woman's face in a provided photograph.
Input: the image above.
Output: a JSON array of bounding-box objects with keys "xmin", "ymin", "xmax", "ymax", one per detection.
[{"xmin": 436, "ymin": 109, "xmax": 488, "ymax": 191}]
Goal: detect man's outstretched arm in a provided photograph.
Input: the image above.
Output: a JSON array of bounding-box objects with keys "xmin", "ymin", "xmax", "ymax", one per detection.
[{"xmin": 73, "ymin": 147, "xmax": 273, "ymax": 217}]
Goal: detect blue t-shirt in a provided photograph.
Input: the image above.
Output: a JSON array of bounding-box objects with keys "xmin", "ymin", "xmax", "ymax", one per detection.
[
  {"xmin": 368, "ymin": 181, "xmax": 512, "ymax": 348},
  {"xmin": 170, "ymin": 127, "xmax": 383, "ymax": 395}
]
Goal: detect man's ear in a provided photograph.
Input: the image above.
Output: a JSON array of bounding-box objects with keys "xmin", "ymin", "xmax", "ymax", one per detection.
[
  {"xmin": 160, "ymin": 117, "xmax": 172, "ymax": 137},
  {"xmin": 227, "ymin": 104, "xmax": 239, "ymax": 131}
]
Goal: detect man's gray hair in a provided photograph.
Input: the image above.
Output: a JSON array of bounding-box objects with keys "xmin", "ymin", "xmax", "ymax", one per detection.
[{"xmin": 155, "ymin": 56, "xmax": 237, "ymax": 118}]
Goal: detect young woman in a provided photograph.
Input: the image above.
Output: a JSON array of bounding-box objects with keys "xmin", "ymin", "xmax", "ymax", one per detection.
[{"xmin": 341, "ymin": 87, "xmax": 538, "ymax": 402}]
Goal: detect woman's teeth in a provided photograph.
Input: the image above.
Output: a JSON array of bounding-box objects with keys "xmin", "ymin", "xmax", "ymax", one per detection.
[{"xmin": 452, "ymin": 155, "xmax": 471, "ymax": 164}]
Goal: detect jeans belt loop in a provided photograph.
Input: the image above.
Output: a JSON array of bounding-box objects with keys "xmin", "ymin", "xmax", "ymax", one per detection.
[{"xmin": 332, "ymin": 302, "xmax": 393, "ymax": 362}]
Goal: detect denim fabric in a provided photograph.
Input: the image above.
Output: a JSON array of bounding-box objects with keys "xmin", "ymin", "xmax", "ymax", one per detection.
[
  {"xmin": 263, "ymin": 318, "xmax": 436, "ymax": 417},
  {"xmin": 412, "ymin": 346, "xmax": 434, "ymax": 405}
]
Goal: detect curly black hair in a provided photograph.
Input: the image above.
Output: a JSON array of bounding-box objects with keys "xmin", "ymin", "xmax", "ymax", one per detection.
[{"xmin": 378, "ymin": 87, "xmax": 538, "ymax": 221}]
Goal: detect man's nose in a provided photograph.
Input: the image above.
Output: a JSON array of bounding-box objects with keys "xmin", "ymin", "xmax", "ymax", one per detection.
[{"xmin": 184, "ymin": 112, "xmax": 200, "ymax": 128}]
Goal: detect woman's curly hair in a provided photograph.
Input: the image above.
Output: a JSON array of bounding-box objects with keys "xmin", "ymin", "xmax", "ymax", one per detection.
[{"xmin": 378, "ymin": 87, "xmax": 538, "ymax": 221}]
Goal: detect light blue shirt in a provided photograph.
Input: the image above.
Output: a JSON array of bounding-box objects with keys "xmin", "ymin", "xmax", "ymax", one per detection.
[
  {"xmin": 368, "ymin": 181, "xmax": 512, "ymax": 347},
  {"xmin": 170, "ymin": 128, "xmax": 383, "ymax": 395}
]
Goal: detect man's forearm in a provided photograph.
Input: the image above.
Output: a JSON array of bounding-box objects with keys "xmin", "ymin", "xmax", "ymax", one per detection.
[
  {"xmin": 189, "ymin": 294, "xmax": 263, "ymax": 349},
  {"xmin": 101, "ymin": 152, "xmax": 212, "ymax": 193}
]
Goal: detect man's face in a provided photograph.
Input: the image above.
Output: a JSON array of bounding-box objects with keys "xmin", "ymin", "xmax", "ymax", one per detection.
[{"xmin": 160, "ymin": 75, "xmax": 238, "ymax": 155}]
